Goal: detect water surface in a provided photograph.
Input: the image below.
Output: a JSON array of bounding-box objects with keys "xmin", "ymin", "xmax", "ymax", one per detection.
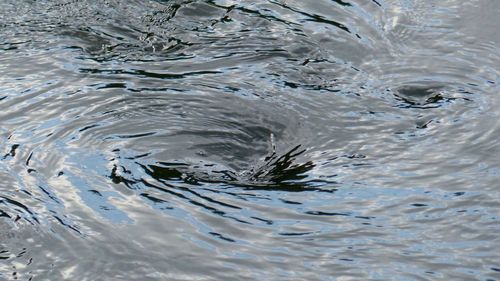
[{"xmin": 1, "ymin": 0, "xmax": 499, "ymax": 280}]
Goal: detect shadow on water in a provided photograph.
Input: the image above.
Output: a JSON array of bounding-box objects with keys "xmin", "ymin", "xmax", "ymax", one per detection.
[
  {"xmin": 391, "ymin": 84, "xmax": 471, "ymax": 109},
  {"xmin": 111, "ymin": 144, "xmax": 331, "ymax": 193}
]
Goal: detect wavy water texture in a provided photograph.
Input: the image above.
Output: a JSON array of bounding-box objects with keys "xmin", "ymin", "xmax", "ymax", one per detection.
[{"xmin": 1, "ymin": 0, "xmax": 499, "ymax": 280}]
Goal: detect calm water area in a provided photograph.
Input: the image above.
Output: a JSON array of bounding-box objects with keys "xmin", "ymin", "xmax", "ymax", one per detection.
[{"xmin": 1, "ymin": 0, "xmax": 499, "ymax": 280}]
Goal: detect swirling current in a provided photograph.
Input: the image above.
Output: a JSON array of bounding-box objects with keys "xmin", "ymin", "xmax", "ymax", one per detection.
[{"xmin": 1, "ymin": 0, "xmax": 499, "ymax": 280}]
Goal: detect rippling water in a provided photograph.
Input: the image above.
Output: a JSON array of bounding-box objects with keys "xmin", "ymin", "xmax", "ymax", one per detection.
[{"xmin": 1, "ymin": 0, "xmax": 499, "ymax": 280}]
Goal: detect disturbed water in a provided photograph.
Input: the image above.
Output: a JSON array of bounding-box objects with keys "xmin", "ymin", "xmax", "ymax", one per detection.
[{"xmin": 1, "ymin": 0, "xmax": 499, "ymax": 280}]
